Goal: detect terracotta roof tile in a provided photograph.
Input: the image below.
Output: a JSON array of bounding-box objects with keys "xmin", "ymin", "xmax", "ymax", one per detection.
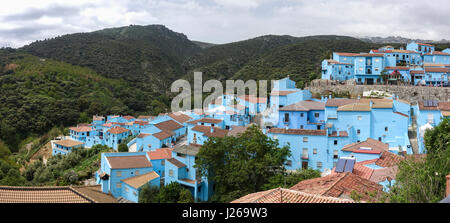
[
  {"xmin": 121, "ymin": 171, "xmax": 159, "ymax": 189},
  {"xmin": 54, "ymin": 139, "xmax": 84, "ymax": 148},
  {"xmin": 0, "ymin": 186, "xmax": 97, "ymax": 203},
  {"xmin": 341, "ymin": 138, "xmax": 389, "ymax": 152},
  {"xmin": 290, "ymin": 172, "xmax": 383, "ymax": 202},
  {"xmin": 168, "ymin": 112, "xmax": 192, "ymax": 123},
  {"xmin": 231, "ymin": 188, "xmax": 354, "ymax": 203},
  {"xmin": 147, "ymin": 148, "xmax": 173, "ymax": 160},
  {"xmin": 123, "ymin": 116, "xmax": 136, "ymax": 120},
  {"xmin": 187, "ymin": 118, "xmax": 223, "ymax": 125},
  {"xmin": 279, "ymin": 100, "xmax": 325, "ymax": 111},
  {"xmin": 438, "ymin": 102, "xmax": 450, "ymax": 111},
  {"xmin": 154, "ymin": 120, "xmax": 183, "ymax": 132},
  {"xmin": 107, "ymin": 126, "xmax": 130, "ymax": 134},
  {"xmin": 270, "ymin": 91, "xmax": 299, "ymax": 96},
  {"xmin": 238, "ymin": 95, "xmax": 267, "ymax": 104},
  {"xmin": 166, "ymin": 158, "xmax": 186, "ymax": 168},
  {"xmin": 325, "ymin": 99, "xmax": 359, "ymax": 107},
  {"xmin": 337, "ymin": 103, "xmax": 371, "ymax": 111},
  {"xmin": 203, "ymin": 128, "xmax": 229, "ymax": 138},
  {"xmin": 418, "ymin": 101, "xmax": 439, "ymax": 110},
  {"xmin": 69, "ymin": 126, "xmax": 92, "ymax": 132},
  {"xmin": 153, "ymin": 131, "xmax": 175, "ymax": 140},
  {"xmin": 106, "ymin": 155, "xmax": 152, "ymax": 169},
  {"xmin": 424, "ymin": 67, "xmax": 450, "ymax": 73}
]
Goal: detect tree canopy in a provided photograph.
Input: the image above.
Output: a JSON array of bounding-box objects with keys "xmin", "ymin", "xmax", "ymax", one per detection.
[
  {"xmin": 388, "ymin": 118, "xmax": 449, "ymax": 203},
  {"xmin": 194, "ymin": 125, "xmax": 291, "ymax": 202}
]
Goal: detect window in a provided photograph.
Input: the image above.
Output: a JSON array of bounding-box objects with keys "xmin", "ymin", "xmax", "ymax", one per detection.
[
  {"xmin": 125, "ymin": 187, "xmax": 129, "ymax": 192},
  {"xmin": 359, "ymin": 67, "xmax": 363, "ymax": 71},
  {"xmin": 177, "ymin": 153, "xmax": 186, "ymax": 158},
  {"xmin": 161, "ymin": 159, "xmax": 165, "ymax": 166},
  {"xmin": 357, "ymin": 129, "xmax": 361, "ymax": 134},
  {"xmin": 333, "ymin": 150, "xmax": 338, "ymax": 159},
  {"xmin": 314, "ymin": 112, "xmax": 319, "ymax": 118},
  {"xmin": 286, "ymin": 160, "xmax": 292, "ymax": 166},
  {"xmin": 334, "ymin": 140, "xmax": 338, "ymax": 145},
  {"xmin": 135, "ymin": 170, "xmax": 140, "ymax": 175},
  {"xmin": 116, "ymin": 171, "xmax": 122, "ymax": 177},
  {"xmin": 211, "ymin": 124, "xmax": 215, "ymax": 127},
  {"xmin": 313, "ymin": 148, "xmax": 317, "ymax": 155},
  {"xmin": 357, "ymin": 116, "xmax": 362, "ymax": 120},
  {"xmin": 303, "ymin": 137, "xmax": 308, "ymax": 142},
  {"xmin": 359, "ymin": 59, "xmax": 363, "ymax": 62},
  {"xmin": 284, "ymin": 113, "xmax": 289, "ymax": 122},
  {"xmin": 169, "ymin": 169, "xmax": 174, "ymax": 177},
  {"xmin": 300, "ymin": 113, "xmax": 304, "ymax": 117},
  {"xmin": 378, "ymin": 137, "xmax": 382, "ymax": 141},
  {"xmin": 317, "ymin": 162, "xmax": 323, "ymax": 169},
  {"xmin": 302, "ymin": 148, "xmax": 308, "ymax": 159},
  {"xmin": 300, "ymin": 125, "xmax": 304, "ymax": 129},
  {"xmin": 116, "ymin": 183, "xmax": 121, "ymax": 188},
  {"xmin": 385, "ymin": 127, "xmax": 388, "ymax": 131},
  {"xmin": 375, "ymin": 58, "xmax": 379, "ymax": 62}
]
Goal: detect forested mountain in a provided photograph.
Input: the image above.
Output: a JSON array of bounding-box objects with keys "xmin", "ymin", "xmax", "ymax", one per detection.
[
  {"xmin": 0, "ymin": 49, "xmax": 169, "ymax": 150},
  {"xmin": 21, "ymin": 25, "xmax": 202, "ymax": 92}
]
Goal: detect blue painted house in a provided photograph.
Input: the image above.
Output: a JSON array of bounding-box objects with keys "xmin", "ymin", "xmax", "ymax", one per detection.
[
  {"xmin": 51, "ymin": 138, "xmax": 85, "ymax": 156},
  {"xmin": 97, "ymin": 152, "xmax": 160, "ymax": 203},
  {"xmin": 277, "ymin": 100, "xmax": 325, "ymax": 130},
  {"xmin": 165, "ymin": 144, "xmax": 214, "ymax": 201}
]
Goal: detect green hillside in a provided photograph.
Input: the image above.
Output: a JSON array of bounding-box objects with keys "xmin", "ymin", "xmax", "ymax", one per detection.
[
  {"xmin": 0, "ymin": 49, "xmax": 168, "ymax": 150},
  {"xmin": 21, "ymin": 25, "xmax": 202, "ymax": 92}
]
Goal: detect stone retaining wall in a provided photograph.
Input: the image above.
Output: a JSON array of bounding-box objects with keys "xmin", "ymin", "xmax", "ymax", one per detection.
[{"xmin": 306, "ymin": 79, "xmax": 450, "ymax": 103}]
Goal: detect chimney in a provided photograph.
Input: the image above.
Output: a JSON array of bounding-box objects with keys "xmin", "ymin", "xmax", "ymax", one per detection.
[
  {"xmin": 210, "ymin": 127, "xmax": 214, "ymax": 133},
  {"xmin": 446, "ymin": 174, "xmax": 450, "ymax": 197}
]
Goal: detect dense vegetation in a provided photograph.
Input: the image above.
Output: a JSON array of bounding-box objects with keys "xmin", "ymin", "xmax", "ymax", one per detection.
[
  {"xmin": 139, "ymin": 182, "xmax": 194, "ymax": 203},
  {"xmin": 194, "ymin": 125, "xmax": 292, "ymax": 202},
  {"xmin": 388, "ymin": 118, "xmax": 449, "ymax": 202},
  {"xmin": 22, "ymin": 25, "xmax": 202, "ymax": 92},
  {"xmin": 0, "ymin": 49, "xmax": 169, "ymax": 151}
]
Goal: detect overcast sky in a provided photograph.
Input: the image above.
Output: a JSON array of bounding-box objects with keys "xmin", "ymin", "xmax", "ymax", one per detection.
[{"xmin": 0, "ymin": 0, "xmax": 449, "ymax": 48}]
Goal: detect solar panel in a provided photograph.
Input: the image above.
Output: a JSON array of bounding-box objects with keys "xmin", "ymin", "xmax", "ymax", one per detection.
[
  {"xmin": 335, "ymin": 159, "xmax": 346, "ymax": 172},
  {"xmin": 433, "ymin": 100, "xmax": 438, "ymax": 107},
  {"xmin": 424, "ymin": 100, "xmax": 430, "ymax": 107},
  {"xmin": 344, "ymin": 159, "xmax": 355, "ymax": 172}
]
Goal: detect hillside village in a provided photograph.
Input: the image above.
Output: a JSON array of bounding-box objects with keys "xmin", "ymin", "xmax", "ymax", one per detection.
[
  {"xmin": 24, "ymin": 71, "xmax": 446, "ymax": 203},
  {"xmin": 322, "ymin": 42, "xmax": 450, "ymax": 86}
]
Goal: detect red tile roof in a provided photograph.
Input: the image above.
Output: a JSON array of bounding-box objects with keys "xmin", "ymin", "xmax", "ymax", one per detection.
[
  {"xmin": 268, "ymin": 128, "xmax": 326, "ymax": 136},
  {"xmin": 341, "ymin": 138, "xmax": 389, "ymax": 153},
  {"xmin": 155, "ymin": 120, "xmax": 183, "ymax": 132},
  {"xmin": 69, "ymin": 126, "xmax": 92, "ymax": 132},
  {"xmin": 231, "ymin": 188, "xmax": 354, "ymax": 203},
  {"xmin": 238, "ymin": 94, "xmax": 267, "ymax": 104},
  {"xmin": 385, "ymin": 66, "xmax": 410, "ymax": 70},
  {"xmin": 153, "ymin": 131, "xmax": 175, "ymax": 140},
  {"xmin": 137, "ymin": 133, "xmax": 150, "ymax": 138},
  {"xmin": 107, "ymin": 126, "xmax": 130, "ymax": 134},
  {"xmin": 123, "ymin": 116, "xmax": 135, "ymax": 120},
  {"xmin": 147, "ymin": 148, "xmax": 173, "ymax": 160},
  {"xmin": 424, "ymin": 67, "xmax": 450, "ymax": 73},
  {"xmin": 271, "ymin": 91, "xmax": 299, "ymax": 96},
  {"xmin": 93, "ymin": 116, "xmax": 105, "ymax": 121},
  {"xmin": 325, "ymin": 99, "xmax": 359, "ymax": 107},
  {"xmin": 133, "ymin": 120, "xmax": 149, "ymax": 126},
  {"xmin": 203, "ymin": 128, "xmax": 229, "ymax": 138},
  {"xmin": 334, "ymin": 52, "xmax": 360, "ymax": 57},
  {"xmin": 106, "ymin": 155, "xmax": 152, "ymax": 169},
  {"xmin": 410, "ymin": 70, "xmax": 425, "ymax": 75},
  {"xmin": 168, "ymin": 112, "xmax": 192, "ymax": 123},
  {"xmin": 394, "ymin": 112, "xmax": 408, "ymax": 117},
  {"xmin": 279, "ymin": 100, "xmax": 325, "ymax": 111},
  {"xmin": 0, "ymin": 186, "xmax": 104, "ymax": 203},
  {"xmin": 438, "ymin": 102, "xmax": 450, "ymax": 111},
  {"xmin": 418, "ymin": 43, "xmax": 434, "ymax": 47},
  {"xmin": 187, "ymin": 118, "xmax": 223, "ymax": 125},
  {"xmin": 328, "ymin": 131, "xmax": 349, "ymax": 137},
  {"xmin": 290, "ymin": 172, "xmax": 384, "ymax": 202},
  {"xmin": 166, "ymin": 158, "xmax": 186, "ymax": 168},
  {"xmin": 424, "ymin": 51, "xmax": 450, "ymax": 56}
]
